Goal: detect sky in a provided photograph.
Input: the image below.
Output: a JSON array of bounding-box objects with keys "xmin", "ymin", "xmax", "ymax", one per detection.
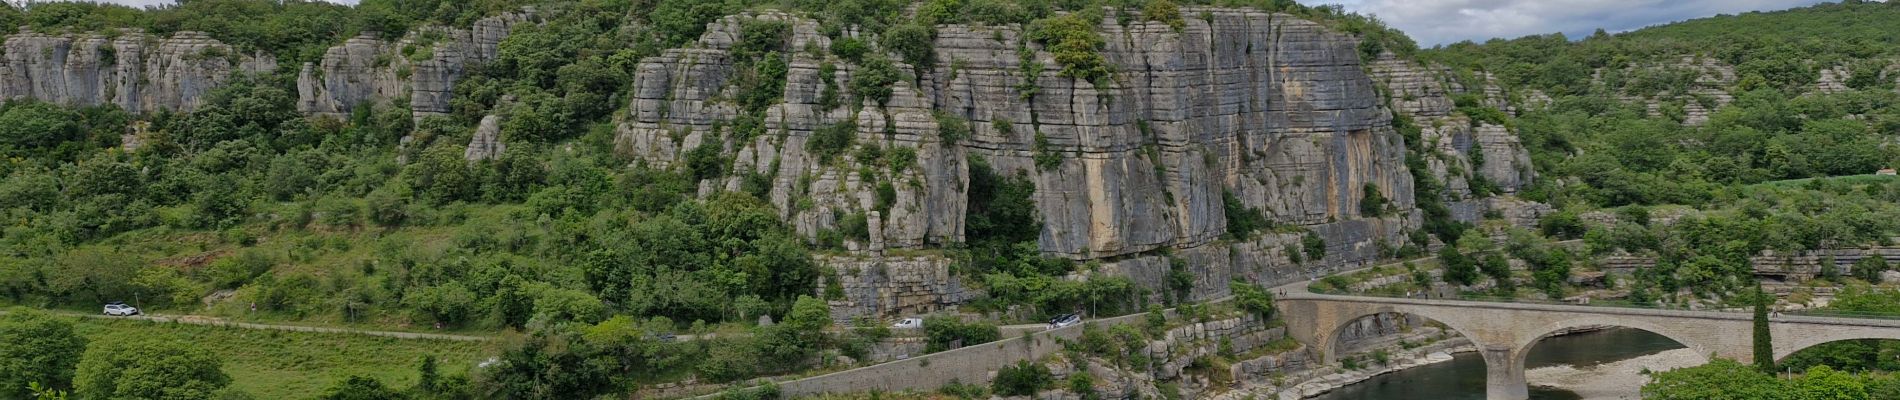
[{"xmin": 46, "ymin": 0, "xmax": 1845, "ymax": 46}]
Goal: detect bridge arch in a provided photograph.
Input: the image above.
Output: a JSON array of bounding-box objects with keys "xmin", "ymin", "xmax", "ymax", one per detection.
[
  {"xmin": 1773, "ymin": 326, "xmax": 1900, "ymax": 362},
  {"xmin": 1511, "ymin": 316, "xmax": 1712, "ymax": 370},
  {"xmin": 1314, "ymin": 303, "xmax": 1491, "ymax": 365}
]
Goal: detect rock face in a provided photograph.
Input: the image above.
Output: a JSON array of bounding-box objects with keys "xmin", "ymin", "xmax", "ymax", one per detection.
[
  {"xmin": 617, "ymin": 9, "xmax": 1452, "ymax": 308},
  {"xmin": 464, "ymin": 114, "xmax": 507, "ymax": 160},
  {"xmin": 1365, "ymin": 52, "xmax": 1538, "ymax": 223},
  {"xmin": 0, "ymin": 13, "xmax": 524, "ymax": 119},
  {"xmin": 821, "ymin": 254, "xmax": 976, "ymax": 323},
  {"xmin": 0, "ymin": 29, "xmax": 277, "ymax": 113},
  {"xmin": 296, "ymin": 12, "xmax": 531, "ymax": 119}
]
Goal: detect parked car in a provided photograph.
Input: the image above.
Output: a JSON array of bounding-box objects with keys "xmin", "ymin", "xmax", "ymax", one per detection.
[
  {"xmin": 103, "ymin": 302, "xmax": 140, "ymax": 316},
  {"xmin": 891, "ymin": 317, "xmax": 924, "ymax": 329},
  {"xmin": 1049, "ymin": 313, "xmax": 1082, "ymax": 329}
]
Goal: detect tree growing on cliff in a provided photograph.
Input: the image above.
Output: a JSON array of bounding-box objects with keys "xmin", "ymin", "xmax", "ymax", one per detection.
[
  {"xmin": 1754, "ymin": 283, "xmax": 1775, "ymax": 373},
  {"xmin": 1222, "ymin": 190, "xmax": 1271, "ymax": 240},
  {"xmin": 1359, "ymin": 183, "xmax": 1389, "ymax": 217}
]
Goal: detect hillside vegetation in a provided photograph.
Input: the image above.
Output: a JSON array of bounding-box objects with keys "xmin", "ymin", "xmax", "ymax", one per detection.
[
  {"xmin": 0, "ymin": 0, "xmax": 1424, "ymax": 398},
  {"xmin": 1417, "ymin": 3, "xmax": 1900, "ymax": 394}
]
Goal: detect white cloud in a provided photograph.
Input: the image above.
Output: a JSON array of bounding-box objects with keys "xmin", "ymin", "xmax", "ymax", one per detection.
[{"xmin": 1308, "ymin": 0, "xmax": 1832, "ymax": 46}]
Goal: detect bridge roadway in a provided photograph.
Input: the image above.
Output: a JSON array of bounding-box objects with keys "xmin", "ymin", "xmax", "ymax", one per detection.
[{"xmin": 1275, "ymin": 279, "xmax": 1900, "ymax": 400}]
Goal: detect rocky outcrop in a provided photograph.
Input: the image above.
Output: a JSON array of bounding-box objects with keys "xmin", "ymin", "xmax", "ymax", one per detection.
[
  {"xmin": 821, "ymin": 253, "xmax": 976, "ymax": 323},
  {"xmin": 1598, "ymin": 242, "xmax": 1900, "ymax": 281},
  {"xmin": 617, "ymin": 10, "xmax": 1429, "ymax": 304},
  {"xmin": 297, "ymin": 12, "xmax": 530, "ymax": 119},
  {"xmin": 1366, "ymin": 52, "xmax": 1539, "ymax": 223},
  {"xmin": 464, "ymin": 114, "xmax": 507, "ymax": 160},
  {"xmin": 0, "ymin": 29, "xmax": 276, "ymax": 112},
  {"xmin": 1595, "ymin": 56, "xmax": 1735, "ymax": 126},
  {"xmin": 1144, "ymin": 315, "xmax": 1285, "ymax": 380},
  {"xmin": 1816, "ymin": 66, "xmax": 1852, "ymax": 94}
]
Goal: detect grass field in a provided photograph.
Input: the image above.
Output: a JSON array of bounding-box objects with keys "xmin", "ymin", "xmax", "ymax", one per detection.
[{"xmin": 67, "ymin": 316, "xmax": 499, "ymax": 398}]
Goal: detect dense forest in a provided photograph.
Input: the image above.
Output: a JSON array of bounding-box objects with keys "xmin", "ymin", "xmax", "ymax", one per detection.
[
  {"xmin": 1410, "ymin": 0, "xmax": 1900, "ymax": 300},
  {"xmin": 1415, "ymin": 1, "xmax": 1900, "ymax": 396}
]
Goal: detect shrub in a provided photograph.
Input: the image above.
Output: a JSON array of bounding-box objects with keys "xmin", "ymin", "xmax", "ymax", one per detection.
[
  {"xmin": 807, "ymin": 120, "xmax": 858, "ymax": 164},
  {"xmin": 849, "ymin": 55, "xmax": 902, "ymax": 105},
  {"xmin": 992, "ymin": 361, "xmax": 1052, "ymax": 396},
  {"xmin": 924, "ymin": 316, "xmax": 1000, "ymax": 352},
  {"xmin": 935, "ymin": 112, "xmax": 971, "ymax": 143},
  {"xmin": 1360, "ymin": 183, "xmax": 1389, "ymax": 217},
  {"xmin": 1223, "ymin": 190, "xmax": 1270, "ymax": 239},
  {"xmin": 880, "ymin": 23, "xmax": 935, "ymax": 68},
  {"xmin": 1230, "ymin": 281, "xmax": 1277, "ymax": 320},
  {"xmin": 1032, "ymin": 131, "xmax": 1063, "ymax": 170},
  {"xmin": 1301, "ymin": 232, "xmax": 1327, "ymax": 261},
  {"xmin": 1539, "ymin": 211, "xmax": 1588, "ymax": 240}
]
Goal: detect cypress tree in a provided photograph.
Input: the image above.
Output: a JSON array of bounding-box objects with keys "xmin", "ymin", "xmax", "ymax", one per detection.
[{"xmin": 1753, "ymin": 283, "xmax": 1774, "ymax": 373}]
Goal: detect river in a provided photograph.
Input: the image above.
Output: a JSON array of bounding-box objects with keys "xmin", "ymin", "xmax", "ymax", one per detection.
[{"xmin": 1308, "ymin": 328, "xmax": 1687, "ymax": 400}]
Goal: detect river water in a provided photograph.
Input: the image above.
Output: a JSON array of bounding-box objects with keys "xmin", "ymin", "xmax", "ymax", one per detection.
[{"xmin": 1309, "ymin": 328, "xmax": 1687, "ymax": 400}]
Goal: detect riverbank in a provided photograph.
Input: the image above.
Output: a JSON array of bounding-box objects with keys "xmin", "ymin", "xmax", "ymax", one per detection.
[{"xmin": 1525, "ymin": 348, "xmax": 1705, "ymax": 399}]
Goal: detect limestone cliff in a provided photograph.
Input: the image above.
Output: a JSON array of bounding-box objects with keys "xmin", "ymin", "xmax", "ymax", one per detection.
[
  {"xmin": 615, "ymin": 9, "xmax": 1494, "ymax": 308},
  {"xmin": 0, "ymin": 29, "xmax": 277, "ymax": 113},
  {"xmin": 296, "ymin": 12, "xmax": 531, "ymax": 119}
]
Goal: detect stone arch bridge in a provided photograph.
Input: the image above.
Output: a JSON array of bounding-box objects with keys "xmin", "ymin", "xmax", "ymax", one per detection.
[{"xmin": 1278, "ymin": 287, "xmax": 1900, "ymax": 400}]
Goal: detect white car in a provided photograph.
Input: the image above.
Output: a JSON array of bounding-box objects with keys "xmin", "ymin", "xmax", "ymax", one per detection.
[
  {"xmin": 1049, "ymin": 313, "xmax": 1082, "ymax": 329},
  {"xmin": 103, "ymin": 302, "xmax": 140, "ymax": 316},
  {"xmin": 891, "ymin": 317, "xmax": 923, "ymax": 329}
]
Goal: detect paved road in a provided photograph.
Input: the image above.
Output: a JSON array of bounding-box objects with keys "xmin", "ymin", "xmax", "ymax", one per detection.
[{"xmin": 3, "ymin": 309, "xmax": 492, "ymax": 342}]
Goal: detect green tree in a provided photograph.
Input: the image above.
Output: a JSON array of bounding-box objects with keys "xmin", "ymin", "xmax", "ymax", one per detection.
[
  {"xmin": 992, "ymin": 360, "xmax": 1052, "ymax": 396},
  {"xmin": 1641, "ymin": 359, "xmax": 1788, "ymax": 400},
  {"xmin": 1852, "ymin": 256, "xmax": 1890, "ymax": 284},
  {"xmin": 0, "ymin": 309, "xmax": 88, "ymax": 397},
  {"xmin": 1229, "ymin": 281, "xmax": 1276, "ymax": 320},
  {"xmin": 76, "ymin": 339, "xmax": 230, "ymax": 400},
  {"xmin": 759, "ymin": 295, "xmax": 831, "ymax": 369},
  {"xmin": 1792, "ymin": 365, "xmax": 1867, "ymax": 400},
  {"xmin": 1440, "ymin": 246, "xmax": 1479, "ymax": 286}
]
